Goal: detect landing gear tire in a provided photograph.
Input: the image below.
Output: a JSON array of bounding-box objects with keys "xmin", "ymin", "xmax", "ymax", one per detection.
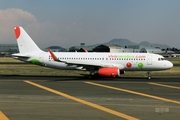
[
  {"xmin": 87, "ymin": 74, "xmax": 99, "ymax": 79},
  {"xmin": 88, "ymin": 75, "xmax": 92, "ymax": 79},
  {"xmin": 147, "ymin": 71, "xmax": 151, "ymax": 80}
]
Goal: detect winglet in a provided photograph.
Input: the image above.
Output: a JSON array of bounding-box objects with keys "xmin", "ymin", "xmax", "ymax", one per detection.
[
  {"xmin": 48, "ymin": 48, "xmax": 59, "ymax": 61},
  {"xmin": 47, "ymin": 48, "xmax": 66, "ymax": 63},
  {"xmin": 83, "ymin": 48, "xmax": 88, "ymax": 52}
]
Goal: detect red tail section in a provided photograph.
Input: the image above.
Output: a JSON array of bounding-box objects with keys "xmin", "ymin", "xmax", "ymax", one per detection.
[
  {"xmin": 13, "ymin": 26, "xmax": 42, "ymax": 53},
  {"xmin": 14, "ymin": 26, "xmax": 20, "ymax": 39}
]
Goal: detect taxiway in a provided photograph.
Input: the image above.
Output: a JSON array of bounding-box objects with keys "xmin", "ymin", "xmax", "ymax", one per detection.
[{"xmin": 0, "ymin": 75, "xmax": 180, "ymax": 120}]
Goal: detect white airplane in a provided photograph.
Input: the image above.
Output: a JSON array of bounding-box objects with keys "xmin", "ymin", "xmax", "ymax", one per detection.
[{"xmin": 12, "ymin": 26, "xmax": 173, "ymax": 79}]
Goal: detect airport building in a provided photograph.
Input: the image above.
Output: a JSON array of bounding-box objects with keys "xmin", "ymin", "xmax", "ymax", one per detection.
[
  {"xmin": 93, "ymin": 44, "xmax": 125, "ymax": 52},
  {"xmin": 68, "ymin": 44, "xmax": 96, "ymax": 52},
  {"xmin": 127, "ymin": 45, "xmax": 163, "ymax": 54},
  {"xmin": 44, "ymin": 46, "xmax": 67, "ymax": 52},
  {"xmin": 0, "ymin": 44, "xmax": 18, "ymax": 55},
  {"xmin": 93, "ymin": 44, "xmax": 163, "ymax": 54}
]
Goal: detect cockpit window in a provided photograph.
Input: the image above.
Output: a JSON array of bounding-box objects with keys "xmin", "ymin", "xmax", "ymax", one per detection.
[{"xmin": 158, "ymin": 58, "xmax": 166, "ymax": 61}]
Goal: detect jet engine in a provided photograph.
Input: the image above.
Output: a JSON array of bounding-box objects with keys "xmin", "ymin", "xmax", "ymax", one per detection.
[{"xmin": 97, "ymin": 67, "xmax": 125, "ymax": 77}]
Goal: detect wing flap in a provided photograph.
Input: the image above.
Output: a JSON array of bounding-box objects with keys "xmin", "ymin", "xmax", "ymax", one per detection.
[{"xmin": 65, "ymin": 61, "xmax": 125, "ymax": 69}]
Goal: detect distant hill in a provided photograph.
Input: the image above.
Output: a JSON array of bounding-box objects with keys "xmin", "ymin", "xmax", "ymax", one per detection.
[
  {"xmin": 105, "ymin": 38, "xmax": 137, "ymax": 47},
  {"xmin": 139, "ymin": 41, "xmax": 151, "ymax": 46},
  {"xmin": 104, "ymin": 39, "xmax": 170, "ymax": 49},
  {"xmin": 68, "ymin": 38, "xmax": 170, "ymax": 50}
]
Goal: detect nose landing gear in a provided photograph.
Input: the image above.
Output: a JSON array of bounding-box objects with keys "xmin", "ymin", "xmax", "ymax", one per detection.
[{"xmin": 147, "ymin": 71, "xmax": 151, "ymax": 79}]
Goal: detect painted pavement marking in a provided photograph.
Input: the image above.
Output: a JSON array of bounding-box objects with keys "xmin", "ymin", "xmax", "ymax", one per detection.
[
  {"xmin": 149, "ymin": 82, "xmax": 180, "ymax": 90},
  {"xmin": 85, "ymin": 82, "xmax": 180, "ymax": 104},
  {"xmin": 24, "ymin": 80, "xmax": 139, "ymax": 120},
  {"xmin": 0, "ymin": 111, "xmax": 9, "ymax": 120}
]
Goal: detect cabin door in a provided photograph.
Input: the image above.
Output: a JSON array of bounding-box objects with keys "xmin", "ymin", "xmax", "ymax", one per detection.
[{"xmin": 147, "ymin": 55, "xmax": 152, "ymax": 65}]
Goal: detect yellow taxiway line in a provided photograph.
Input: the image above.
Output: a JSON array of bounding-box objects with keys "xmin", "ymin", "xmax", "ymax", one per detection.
[
  {"xmin": 24, "ymin": 80, "xmax": 139, "ymax": 120},
  {"xmin": 0, "ymin": 111, "xmax": 9, "ymax": 120},
  {"xmin": 85, "ymin": 82, "xmax": 180, "ymax": 105},
  {"xmin": 148, "ymin": 82, "xmax": 180, "ymax": 90}
]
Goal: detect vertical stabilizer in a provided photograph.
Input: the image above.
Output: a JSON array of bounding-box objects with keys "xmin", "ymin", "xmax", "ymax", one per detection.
[{"xmin": 14, "ymin": 26, "xmax": 42, "ymax": 53}]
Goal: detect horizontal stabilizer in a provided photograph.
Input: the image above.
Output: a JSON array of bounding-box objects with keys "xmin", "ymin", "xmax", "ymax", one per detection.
[{"xmin": 11, "ymin": 53, "xmax": 30, "ymax": 61}]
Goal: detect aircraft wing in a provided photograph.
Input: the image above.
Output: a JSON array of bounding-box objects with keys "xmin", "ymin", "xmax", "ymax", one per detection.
[
  {"xmin": 48, "ymin": 48, "xmax": 125, "ymax": 70},
  {"xmin": 66, "ymin": 61, "xmax": 124, "ymax": 69}
]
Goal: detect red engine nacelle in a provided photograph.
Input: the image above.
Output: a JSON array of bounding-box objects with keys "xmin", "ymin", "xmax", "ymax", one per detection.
[{"xmin": 98, "ymin": 68, "xmax": 125, "ymax": 77}]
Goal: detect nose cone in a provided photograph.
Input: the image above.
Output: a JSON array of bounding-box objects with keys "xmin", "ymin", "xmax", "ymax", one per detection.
[{"xmin": 167, "ymin": 61, "xmax": 173, "ymax": 69}]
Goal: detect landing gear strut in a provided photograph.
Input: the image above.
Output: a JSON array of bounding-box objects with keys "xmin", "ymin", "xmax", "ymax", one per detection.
[
  {"xmin": 87, "ymin": 71, "xmax": 97, "ymax": 79},
  {"xmin": 88, "ymin": 74, "xmax": 93, "ymax": 79},
  {"xmin": 147, "ymin": 71, "xmax": 151, "ymax": 79}
]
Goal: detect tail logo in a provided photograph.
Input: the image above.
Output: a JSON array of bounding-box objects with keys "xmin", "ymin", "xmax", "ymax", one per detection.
[{"xmin": 14, "ymin": 26, "xmax": 20, "ymax": 39}]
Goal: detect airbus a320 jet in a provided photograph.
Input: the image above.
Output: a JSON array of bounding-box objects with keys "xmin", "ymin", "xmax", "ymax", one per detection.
[{"xmin": 12, "ymin": 26, "xmax": 173, "ymax": 79}]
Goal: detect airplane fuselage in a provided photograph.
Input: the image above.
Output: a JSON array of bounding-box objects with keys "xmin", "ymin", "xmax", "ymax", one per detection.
[{"xmin": 23, "ymin": 51, "xmax": 173, "ymax": 71}]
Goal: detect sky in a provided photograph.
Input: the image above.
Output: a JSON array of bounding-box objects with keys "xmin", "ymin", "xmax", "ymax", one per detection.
[{"xmin": 0, "ymin": 0, "xmax": 180, "ymax": 48}]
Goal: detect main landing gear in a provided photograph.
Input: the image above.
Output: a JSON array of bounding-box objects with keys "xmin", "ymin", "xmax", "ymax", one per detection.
[
  {"xmin": 87, "ymin": 74, "xmax": 99, "ymax": 79},
  {"xmin": 147, "ymin": 71, "xmax": 151, "ymax": 79},
  {"xmin": 87, "ymin": 72, "xmax": 96, "ymax": 79}
]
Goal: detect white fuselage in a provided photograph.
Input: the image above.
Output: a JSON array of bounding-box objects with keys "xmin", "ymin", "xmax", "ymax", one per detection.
[{"xmin": 26, "ymin": 51, "xmax": 173, "ymax": 71}]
